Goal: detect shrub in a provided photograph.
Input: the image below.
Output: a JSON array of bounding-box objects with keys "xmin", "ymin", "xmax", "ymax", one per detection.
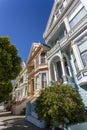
[{"xmin": 35, "ymin": 84, "xmax": 85, "ymax": 128}]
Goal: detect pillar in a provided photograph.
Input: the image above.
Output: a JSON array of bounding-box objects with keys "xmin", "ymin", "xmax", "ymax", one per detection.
[
  {"xmin": 48, "ymin": 61, "xmax": 52, "ymax": 84},
  {"xmin": 59, "ymin": 50, "xmax": 67, "ymax": 84},
  {"xmin": 71, "ymin": 41, "xmax": 84, "ymax": 70},
  {"xmin": 64, "ymin": 17, "xmax": 71, "ymax": 33},
  {"xmin": 52, "ymin": 62, "xmax": 58, "ymax": 81}
]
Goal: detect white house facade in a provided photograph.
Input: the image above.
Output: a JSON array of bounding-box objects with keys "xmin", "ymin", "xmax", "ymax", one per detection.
[
  {"xmin": 43, "ymin": 0, "xmax": 87, "ymax": 106},
  {"xmin": 12, "ymin": 61, "xmax": 28, "ymax": 114}
]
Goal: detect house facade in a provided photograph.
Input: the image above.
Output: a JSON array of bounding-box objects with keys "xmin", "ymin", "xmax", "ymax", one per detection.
[
  {"xmin": 26, "ymin": 42, "xmax": 50, "ymax": 128},
  {"xmin": 43, "ymin": 0, "xmax": 87, "ymax": 106},
  {"xmin": 12, "ymin": 61, "xmax": 28, "ymax": 114}
]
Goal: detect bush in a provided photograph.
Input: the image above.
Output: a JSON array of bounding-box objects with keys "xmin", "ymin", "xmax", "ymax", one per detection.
[{"xmin": 35, "ymin": 84, "xmax": 85, "ymax": 128}]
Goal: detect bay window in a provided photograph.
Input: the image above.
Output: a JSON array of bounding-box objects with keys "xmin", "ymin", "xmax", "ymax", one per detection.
[
  {"xmin": 69, "ymin": 4, "xmax": 87, "ymax": 28},
  {"xmin": 36, "ymin": 75, "xmax": 39, "ymax": 89},
  {"xmin": 42, "ymin": 73, "xmax": 47, "ymax": 88},
  {"xmin": 41, "ymin": 53, "xmax": 45, "ymax": 64},
  {"xmin": 78, "ymin": 40, "xmax": 87, "ymax": 67}
]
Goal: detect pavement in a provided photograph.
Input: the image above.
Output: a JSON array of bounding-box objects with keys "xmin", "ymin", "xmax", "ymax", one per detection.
[
  {"xmin": 1, "ymin": 111, "xmax": 87, "ymax": 130},
  {"xmin": 0, "ymin": 111, "xmax": 51, "ymax": 130}
]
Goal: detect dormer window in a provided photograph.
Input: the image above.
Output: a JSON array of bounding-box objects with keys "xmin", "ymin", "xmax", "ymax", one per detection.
[{"xmin": 41, "ymin": 53, "xmax": 45, "ymax": 64}]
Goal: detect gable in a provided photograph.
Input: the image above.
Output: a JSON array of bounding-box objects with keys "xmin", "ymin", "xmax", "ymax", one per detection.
[
  {"xmin": 27, "ymin": 43, "xmax": 41, "ymax": 63},
  {"xmin": 43, "ymin": 1, "xmax": 60, "ymax": 37}
]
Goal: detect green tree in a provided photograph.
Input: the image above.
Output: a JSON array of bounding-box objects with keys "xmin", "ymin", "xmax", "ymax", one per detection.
[
  {"xmin": 36, "ymin": 84, "xmax": 85, "ymax": 129},
  {"xmin": 0, "ymin": 36, "xmax": 21, "ymax": 102},
  {"xmin": 0, "ymin": 81, "xmax": 13, "ymax": 102}
]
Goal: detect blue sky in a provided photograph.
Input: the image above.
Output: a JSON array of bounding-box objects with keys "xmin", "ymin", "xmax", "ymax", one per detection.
[{"xmin": 0, "ymin": 0, "xmax": 53, "ymax": 61}]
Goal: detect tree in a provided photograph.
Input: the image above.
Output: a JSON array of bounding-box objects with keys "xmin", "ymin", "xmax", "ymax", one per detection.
[
  {"xmin": 0, "ymin": 36, "xmax": 21, "ymax": 102},
  {"xmin": 0, "ymin": 81, "xmax": 13, "ymax": 102},
  {"xmin": 36, "ymin": 84, "xmax": 85, "ymax": 129}
]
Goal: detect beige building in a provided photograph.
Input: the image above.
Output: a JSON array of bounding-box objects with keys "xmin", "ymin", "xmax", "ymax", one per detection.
[
  {"xmin": 12, "ymin": 61, "xmax": 28, "ymax": 114},
  {"xmin": 26, "ymin": 42, "xmax": 50, "ymax": 128}
]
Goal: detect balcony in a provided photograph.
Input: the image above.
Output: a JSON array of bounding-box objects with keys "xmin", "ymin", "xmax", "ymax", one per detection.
[
  {"xmin": 35, "ymin": 63, "xmax": 48, "ymax": 71},
  {"xmin": 76, "ymin": 69, "xmax": 87, "ymax": 87},
  {"xmin": 28, "ymin": 63, "xmax": 48, "ymax": 79},
  {"xmin": 47, "ymin": 15, "xmax": 87, "ymax": 59},
  {"xmin": 47, "ymin": 35, "xmax": 68, "ymax": 58}
]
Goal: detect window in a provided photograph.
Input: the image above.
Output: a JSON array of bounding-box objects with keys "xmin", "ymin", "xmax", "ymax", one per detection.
[
  {"xmin": 36, "ymin": 75, "xmax": 39, "ymax": 89},
  {"xmin": 36, "ymin": 55, "xmax": 39, "ymax": 68},
  {"xmin": 19, "ymin": 77, "xmax": 23, "ymax": 84},
  {"xmin": 42, "ymin": 73, "xmax": 47, "ymax": 88},
  {"xmin": 41, "ymin": 53, "xmax": 45, "ymax": 64},
  {"xmin": 60, "ymin": 4, "xmax": 64, "ymax": 12},
  {"xmin": 25, "ymin": 86, "xmax": 28, "ymax": 96},
  {"xmin": 72, "ymin": 52, "xmax": 79, "ymax": 72},
  {"xmin": 78, "ymin": 40, "xmax": 87, "ymax": 67},
  {"xmin": 81, "ymin": 52, "xmax": 87, "ymax": 67},
  {"xmin": 63, "ymin": 57, "xmax": 69, "ymax": 75},
  {"xmin": 69, "ymin": 7, "xmax": 87, "ymax": 28}
]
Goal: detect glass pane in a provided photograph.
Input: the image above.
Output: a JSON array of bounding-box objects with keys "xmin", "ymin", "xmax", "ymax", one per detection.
[
  {"xmin": 41, "ymin": 53, "xmax": 45, "ymax": 64},
  {"xmin": 70, "ymin": 7, "xmax": 87, "ymax": 28},
  {"xmin": 42, "ymin": 73, "xmax": 47, "ymax": 88},
  {"xmin": 81, "ymin": 51, "xmax": 87, "ymax": 67},
  {"xmin": 36, "ymin": 75, "xmax": 39, "ymax": 89},
  {"xmin": 79, "ymin": 41, "xmax": 87, "ymax": 53}
]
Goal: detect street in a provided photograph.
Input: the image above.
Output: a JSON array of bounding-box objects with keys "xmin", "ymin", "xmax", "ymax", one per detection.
[
  {"xmin": 1, "ymin": 111, "xmax": 87, "ymax": 130},
  {"xmin": 0, "ymin": 111, "xmax": 50, "ymax": 130},
  {"xmin": 0, "ymin": 111, "xmax": 64, "ymax": 130}
]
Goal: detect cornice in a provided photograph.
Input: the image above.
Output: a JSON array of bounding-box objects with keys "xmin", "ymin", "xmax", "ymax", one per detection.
[{"xmin": 43, "ymin": 0, "xmax": 73, "ymax": 40}]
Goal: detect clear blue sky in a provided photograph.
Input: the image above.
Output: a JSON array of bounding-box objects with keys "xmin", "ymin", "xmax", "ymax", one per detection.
[{"xmin": 0, "ymin": 0, "xmax": 53, "ymax": 61}]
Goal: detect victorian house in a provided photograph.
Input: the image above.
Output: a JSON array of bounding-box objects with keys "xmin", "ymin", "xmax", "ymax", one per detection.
[
  {"xmin": 12, "ymin": 61, "xmax": 28, "ymax": 114},
  {"xmin": 43, "ymin": 0, "xmax": 87, "ymax": 106},
  {"xmin": 26, "ymin": 42, "xmax": 50, "ymax": 128}
]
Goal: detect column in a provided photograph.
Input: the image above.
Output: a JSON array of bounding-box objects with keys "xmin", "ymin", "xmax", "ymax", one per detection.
[
  {"xmin": 64, "ymin": 17, "xmax": 71, "ymax": 33},
  {"xmin": 68, "ymin": 66, "xmax": 72, "ymax": 77},
  {"xmin": 67, "ymin": 57, "xmax": 72, "ymax": 77},
  {"xmin": 39, "ymin": 73, "xmax": 42, "ymax": 89},
  {"xmin": 70, "ymin": 53, "xmax": 77, "ymax": 75},
  {"xmin": 48, "ymin": 61, "xmax": 52, "ymax": 84},
  {"xmin": 59, "ymin": 50, "xmax": 67, "ymax": 84},
  {"xmin": 39, "ymin": 53, "xmax": 41, "ymax": 65},
  {"xmin": 31, "ymin": 79, "xmax": 34, "ymax": 94},
  {"xmin": 71, "ymin": 41, "xmax": 84, "ymax": 70},
  {"xmin": 52, "ymin": 62, "xmax": 57, "ymax": 81}
]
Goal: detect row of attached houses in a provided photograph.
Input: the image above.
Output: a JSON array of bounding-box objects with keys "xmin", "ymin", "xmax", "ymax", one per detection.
[
  {"xmin": 43, "ymin": 0, "xmax": 87, "ymax": 106},
  {"xmin": 12, "ymin": 62, "xmax": 28, "ymax": 114},
  {"xmin": 12, "ymin": 0, "xmax": 87, "ymax": 128}
]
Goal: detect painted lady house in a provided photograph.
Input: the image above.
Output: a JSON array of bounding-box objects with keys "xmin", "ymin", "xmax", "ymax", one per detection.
[
  {"xmin": 12, "ymin": 61, "xmax": 28, "ymax": 114},
  {"xmin": 43, "ymin": 0, "xmax": 87, "ymax": 106},
  {"xmin": 26, "ymin": 42, "xmax": 50, "ymax": 128}
]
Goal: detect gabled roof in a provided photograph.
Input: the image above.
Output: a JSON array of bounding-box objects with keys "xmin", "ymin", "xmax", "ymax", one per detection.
[
  {"xmin": 43, "ymin": 0, "xmax": 60, "ymax": 38},
  {"xmin": 41, "ymin": 42, "xmax": 51, "ymax": 48},
  {"xmin": 27, "ymin": 42, "xmax": 51, "ymax": 64},
  {"xmin": 27, "ymin": 42, "xmax": 40, "ymax": 63}
]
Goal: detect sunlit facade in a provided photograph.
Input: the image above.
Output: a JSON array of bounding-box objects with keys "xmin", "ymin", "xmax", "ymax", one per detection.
[
  {"xmin": 26, "ymin": 42, "xmax": 50, "ymax": 128},
  {"xmin": 12, "ymin": 61, "xmax": 28, "ymax": 114},
  {"xmin": 43, "ymin": 0, "xmax": 87, "ymax": 106}
]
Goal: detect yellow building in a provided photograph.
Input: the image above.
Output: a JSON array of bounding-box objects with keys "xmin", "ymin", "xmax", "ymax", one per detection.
[{"xmin": 26, "ymin": 42, "xmax": 50, "ymax": 128}]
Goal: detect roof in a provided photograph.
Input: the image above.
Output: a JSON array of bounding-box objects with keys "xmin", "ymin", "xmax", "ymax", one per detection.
[{"xmin": 40, "ymin": 42, "xmax": 51, "ymax": 48}]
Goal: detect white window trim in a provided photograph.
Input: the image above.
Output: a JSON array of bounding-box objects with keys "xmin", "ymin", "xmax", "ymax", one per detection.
[{"xmin": 69, "ymin": 3, "xmax": 83, "ymax": 22}]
